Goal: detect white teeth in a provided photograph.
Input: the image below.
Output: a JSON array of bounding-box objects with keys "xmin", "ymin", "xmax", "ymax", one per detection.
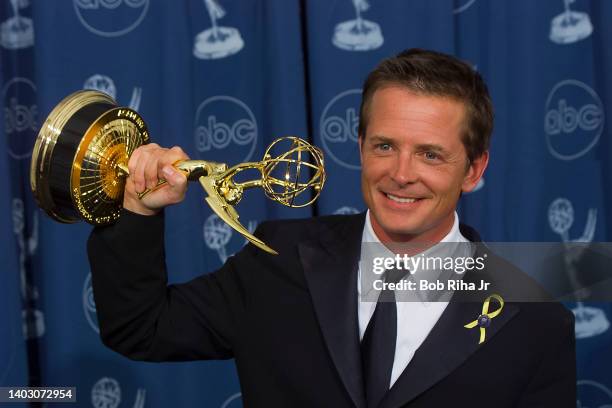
[{"xmin": 386, "ymin": 194, "xmax": 417, "ymax": 203}]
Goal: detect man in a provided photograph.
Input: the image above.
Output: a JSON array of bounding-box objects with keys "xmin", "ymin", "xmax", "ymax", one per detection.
[{"xmin": 88, "ymin": 49, "xmax": 575, "ymax": 407}]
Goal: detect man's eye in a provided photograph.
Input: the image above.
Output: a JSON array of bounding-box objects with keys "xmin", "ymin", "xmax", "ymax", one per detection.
[
  {"xmin": 376, "ymin": 143, "xmax": 392, "ymax": 151},
  {"xmin": 424, "ymin": 151, "xmax": 439, "ymax": 160}
]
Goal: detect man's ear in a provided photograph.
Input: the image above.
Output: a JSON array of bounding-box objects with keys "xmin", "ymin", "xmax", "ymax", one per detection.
[{"xmin": 462, "ymin": 151, "xmax": 489, "ymax": 193}]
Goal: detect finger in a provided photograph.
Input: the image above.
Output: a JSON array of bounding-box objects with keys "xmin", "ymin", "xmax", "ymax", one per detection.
[
  {"xmin": 169, "ymin": 145, "xmax": 190, "ymax": 160},
  {"xmin": 161, "ymin": 165, "xmax": 187, "ymax": 189},
  {"xmin": 144, "ymin": 151, "xmax": 162, "ymax": 190},
  {"xmin": 160, "ymin": 165, "xmax": 187, "ymax": 204},
  {"xmin": 158, "ymin": 146, "xmax": 190, "ymax": 170},
  {"xmin": 133, "ymin": 150, "xmax": 150, "ymax": 193},
  {"xmin": 124, "ymin": 171, "xmax": 135, "ymax": 194},
  {"xmin": 127, "ymin": 143, "xmax": 158, "ymax": 174},
  {"xmin": 162, "ymin": 165, "xmax": 188, "ymax": 204},
  {"xmin": 127, "ymin": 145, "xmax": 144, "ymax": 175}
]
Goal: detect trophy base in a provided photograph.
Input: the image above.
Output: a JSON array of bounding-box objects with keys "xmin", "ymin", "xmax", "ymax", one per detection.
[
  {"xmin": 0, "ymin": 17, "xmax": 34, "ymax": 50},
  {"xmin": 193, "ymin": 27, "xmax": 244, "ymax": 59},
  {"xmin": 332, "ymin": 20, "xmax": 384, "ymax": 51},
  {"xmin": 30, "ymin": 90, "xmax": 150, "ymax": 225},
  {"xmin": 549, "ymin": 12, "xmax": 593, "ymax": 44}
]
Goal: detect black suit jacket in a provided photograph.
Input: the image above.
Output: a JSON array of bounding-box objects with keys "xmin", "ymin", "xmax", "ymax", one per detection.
[{"xmin": 88, "ymin": 210, "xmax": 576, "ymax": 407}]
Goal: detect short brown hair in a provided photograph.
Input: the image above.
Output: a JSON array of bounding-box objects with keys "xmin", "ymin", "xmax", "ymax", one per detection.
[{"xmin": 358, "ymin": 48, "xmax": 493, "ymax": 162}]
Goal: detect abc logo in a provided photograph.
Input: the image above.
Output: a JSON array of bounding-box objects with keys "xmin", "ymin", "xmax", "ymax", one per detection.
[
  {"xmin": 194, "ymin": 96, "xmax": 257, "ymax": 162},
  {"xmin": 544, "ymin": 80, "xmax": 604, "ymax": 161},
  {"xmin": 73, "ymin": 0, "xmax": 149, "ymax": 37},
  {"xmin": 2, "ymin": 77, "xmax": 37, "ymax": 160},
  {"xmin": 319, "ymin": 89, "xmax": 361, "ymax": 170}
]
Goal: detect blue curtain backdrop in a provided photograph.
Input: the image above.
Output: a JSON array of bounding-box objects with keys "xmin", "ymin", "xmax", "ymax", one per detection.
[{"xmin": 1, "ymin": 0, "xmax": 610, "ymax": 406}]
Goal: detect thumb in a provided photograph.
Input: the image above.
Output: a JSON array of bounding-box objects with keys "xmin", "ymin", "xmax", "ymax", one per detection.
[{"xmin": 162, "ymin": 165, "xmax": 187, "ymax": 188}]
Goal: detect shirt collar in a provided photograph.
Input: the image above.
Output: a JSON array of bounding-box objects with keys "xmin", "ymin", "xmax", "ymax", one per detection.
[{"xmin": 359, "ymin": 210, "xmax": 471, "ymax": 302}]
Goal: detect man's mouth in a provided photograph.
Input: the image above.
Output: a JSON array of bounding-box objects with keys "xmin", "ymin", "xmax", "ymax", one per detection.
[{"xmin": 385, "ymin": 193, "xmax": 422, "ymax": 204}]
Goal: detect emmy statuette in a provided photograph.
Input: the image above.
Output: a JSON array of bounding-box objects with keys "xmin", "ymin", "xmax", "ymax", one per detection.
[{"xmin": 30, "ymin": 90, "xmax": 325, "ymax": 254}]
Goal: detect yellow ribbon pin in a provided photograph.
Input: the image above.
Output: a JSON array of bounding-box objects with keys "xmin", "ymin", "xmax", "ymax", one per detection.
[{"xmin": 464, "ymin": 294, "xmax": 504, "ymax": 344}]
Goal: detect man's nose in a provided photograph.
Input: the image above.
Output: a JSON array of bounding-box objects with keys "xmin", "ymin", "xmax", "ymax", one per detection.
[{"xmin": 390, "ymin": 152, "xmax": 418, "ymax": 185}]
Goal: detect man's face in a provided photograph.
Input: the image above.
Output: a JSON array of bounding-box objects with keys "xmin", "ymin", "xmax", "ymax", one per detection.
[{"xmin": 359, "ymin": 86, "xmax": 488, "ymax": 243}]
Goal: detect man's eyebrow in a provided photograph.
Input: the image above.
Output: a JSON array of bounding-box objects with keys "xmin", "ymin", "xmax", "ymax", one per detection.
[
  {"xmin": 415, "ymin": 143, "xmax": 448, "ymax": 153},
  {"xmin": 366, "ymin": 138, "xmax": 450, "ymax": 154},
  {"xmin": 368, "ymin": 135, "xmax": 394, "ymax": 143}
]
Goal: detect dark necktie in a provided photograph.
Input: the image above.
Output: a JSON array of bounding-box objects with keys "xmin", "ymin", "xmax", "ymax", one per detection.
[{"xmin": 361, "ymin": 269, "xmax": 407, "ymax": 408}]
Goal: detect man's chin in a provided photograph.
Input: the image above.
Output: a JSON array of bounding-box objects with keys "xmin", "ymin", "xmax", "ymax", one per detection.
[{"xmin": 375, "ymin": 219, "xmax": 428, "ymax": 241}]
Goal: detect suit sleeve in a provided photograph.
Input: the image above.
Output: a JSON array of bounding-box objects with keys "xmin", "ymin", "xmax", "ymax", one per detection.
[
  {"xmin": 516, "ymin": 309, "xmax": 576, "ymax": 408},
  {"xmin": 87, "ymin": 208, "xmax": 259, "ymax": 362}
]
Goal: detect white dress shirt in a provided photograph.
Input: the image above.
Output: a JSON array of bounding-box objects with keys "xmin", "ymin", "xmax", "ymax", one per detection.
[{"xmin": 357, "ymin": 210, "xmax": 469, "ymax": 387}]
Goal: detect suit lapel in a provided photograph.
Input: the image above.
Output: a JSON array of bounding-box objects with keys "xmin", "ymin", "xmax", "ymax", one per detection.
[
  {"xmin": 380, "ymin": 240, "xmax": 521, "ymax": 408},
  {"xmin": 380, "ymin": 299, "xmax": 519, "ymax": 408},
  {"xmin": 299, "ymin": 213, "xmax": 367, "ymax": 408},
  {"xmin": 299, "ymin": 216, "xmax": 522, "ymax": 408}
]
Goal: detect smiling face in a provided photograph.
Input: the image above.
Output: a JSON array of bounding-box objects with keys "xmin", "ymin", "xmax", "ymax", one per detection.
[{"xmin": 359, "ymin": 86, "xmax": 488, "ymax": 243}]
